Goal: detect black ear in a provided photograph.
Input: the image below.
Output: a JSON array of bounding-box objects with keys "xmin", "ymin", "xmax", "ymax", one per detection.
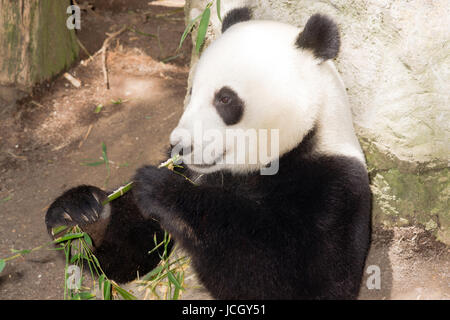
[
  {"xmin": 221, "ymin": 7, "xmax": 252, "ymax": 33},
  {"xmin": 295, "ymin": 14, "xmax": 340, "ymax": 61}
]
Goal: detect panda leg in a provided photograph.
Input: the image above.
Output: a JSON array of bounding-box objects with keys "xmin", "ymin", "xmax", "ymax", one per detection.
[{"xmin": 45, "ymin": 185, "xmax": 170, "ymax": 283}]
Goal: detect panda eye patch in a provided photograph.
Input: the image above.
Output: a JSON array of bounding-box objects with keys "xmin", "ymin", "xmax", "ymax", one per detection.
[{"xmin": 213, "ymin": 86, "xmax": 244, "ymax": 125}]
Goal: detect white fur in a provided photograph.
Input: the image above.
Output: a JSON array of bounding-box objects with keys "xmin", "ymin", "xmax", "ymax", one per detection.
[{"xmin": 170, "ymin": 20, "xmax": 365, "ymax": 174}]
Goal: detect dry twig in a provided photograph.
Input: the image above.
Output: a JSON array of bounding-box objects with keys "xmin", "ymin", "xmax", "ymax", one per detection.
[
  {"xmin": 78, "ymin": 124, "xmax": 94, "ymax": 149},
  {"xmin": 63, "ymin": 73, "xmax": 82, "ymax": 88},
  {"xmin": 101, "ymin": 25, "xmax": 128, "ymax": 89},
  {"xmin": 80, "ymin": 25, "xmax": 127, "ymax": 90}
]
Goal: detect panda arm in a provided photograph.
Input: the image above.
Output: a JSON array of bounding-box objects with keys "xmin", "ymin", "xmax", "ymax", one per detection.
[
  {"xmin": 133, "ymin": 165, "xmax": 262, "ymax": 250},
  {"xmin": 45, "ymin": 185, "xmax": 168, "ymax": 283}
]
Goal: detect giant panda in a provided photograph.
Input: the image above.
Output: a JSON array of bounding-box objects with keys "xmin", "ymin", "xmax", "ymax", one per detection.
[{"xmin": 45, "ymin": 7, "xmax": 371, "ymax": 299}]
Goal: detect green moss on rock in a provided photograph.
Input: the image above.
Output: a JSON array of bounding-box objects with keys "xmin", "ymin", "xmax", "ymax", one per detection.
[{"xmin": 362, "ymin": 138, "xmax": 449, "ymax": 245}]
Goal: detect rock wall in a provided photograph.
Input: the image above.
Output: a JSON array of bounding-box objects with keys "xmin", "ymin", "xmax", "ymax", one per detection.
[{"xmin": 184, "ymin": 0, "xmax": 449, "ymax": 244}]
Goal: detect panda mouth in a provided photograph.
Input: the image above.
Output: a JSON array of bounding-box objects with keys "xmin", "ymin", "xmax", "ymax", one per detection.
[
  {"xmin": 187, "ymin": 152, "xmax": 226, "ymax": 169},
  {"xmin": 190, "ymin": 163, "xmax": 215, "ymax": 169}
]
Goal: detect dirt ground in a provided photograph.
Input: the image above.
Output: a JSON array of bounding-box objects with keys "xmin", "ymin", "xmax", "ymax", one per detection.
[{"xmin": 0, "ymin": 0, "xmax": 448, "ymax": 300}]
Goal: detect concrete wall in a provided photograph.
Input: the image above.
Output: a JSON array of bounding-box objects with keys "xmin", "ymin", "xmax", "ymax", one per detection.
[{"xmin": 185, "ymin": 0, "xmax": 449, "ymax": 244}]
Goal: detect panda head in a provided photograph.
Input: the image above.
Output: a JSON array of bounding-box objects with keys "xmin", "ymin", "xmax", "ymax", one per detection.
[{"xmin": 170, "ymin": 8, "xmax": 343, "ymax": 174}]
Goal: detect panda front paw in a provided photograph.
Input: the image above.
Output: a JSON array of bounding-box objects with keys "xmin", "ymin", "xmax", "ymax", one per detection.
[
  {"xmin": 133, "ymin": 165, "xmax": 174, "ymax": 198},
  {"xmin": 45, "ymin": 185, "xmax": 108, "ymax": 235},
  {"xmin": 133, "ymin": 165, "xmax": 186, "ymax": 218}
]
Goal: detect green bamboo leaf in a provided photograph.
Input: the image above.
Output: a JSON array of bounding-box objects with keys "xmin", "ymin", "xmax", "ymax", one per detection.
[
  {"xmin": 54, "ymin": 232, "xmax": 85, "ymax": 244},
  {"xmin": 92, "ymin": 254, "xmax": 101, "ymax": 268},
  {"xmin": 172, "ymin": 273, "xmax": 184, "ymax": 300},
  {"xmin": 103, "ymin": 280, "xmax": 111, "ymax": 300},
  {"xmin": 196, "ymin": 7, "xmax": 211, "ymax": 54},
  {"xmin": 72, "ymin": 291, "xmax": 96, "ymax": 300},
  {"xmin": 172, "ymin": 286, "xmax": 180, "ymax": 300},
  {"xmin": 64, "ymin": 241, "xmax": 71, "ymax": 261},
  {"xmin": 0, "ymin": 259, "xmax": 5, "ymax": 273},
  {"xmin": 98, "ymin": 274, "xmax": 105, "ymax": 292},
  {"xmin": 113, "ymin": 284, "xmax": 137, "ymax": 300},
  {"xmin": 70, "ymin": 254, "xmax": 80, "ymax": 264},
  {"xmin": 178, "ymin": 13, "xmax": 202, "ymax": 51},
  {"xmin": 216, "ymin": 0, "xmax": 222, "ymax": 22},
  {"xmin": 70, "ymin": 253, "xmax": 90, "ymax": 264},
  {"xmin": 111, "ymin": 98, "xmax": 123, "ymax": 105},
  {"xmin": 178, "ymin": 271, "xmax": 185, "ymax": 284},
  {"xmin": 94, "ymin": 104, "xmax": 103, "ymax": 113},
  {"xmin": 151, "ymin": 271, "xmax": 169, "ymax": 284},
  {"xmin": 83, "ymin": 233, "xmax": 93, "ymax": 247},
  {"xmin": 142, "ymin": 264, "xmax": 164, "ymax": 281},
  {"xmin": 167, "ymin": 270, "xmax": 183, "ymax": 290},
  {"xmin": 101, "ymin": 142, "xmax": 107, "ymax": 159},
  {"xmin": 10, "ymin": 249, "xmax": 32, "ymax": 255},
  {"xmin": 160, "ymin": 54, "xmax": 181, "ymax": 64},
  {"xmin": 1, "ymin": 195, "xmax": 12, "ymax": 203},
  {"xmin": 52, "ymin": 225, "xmax": 69, "ymax": 235},
  {"xmin": 81, "ymin": 160, "xmax": 105, "ymax": 167}
]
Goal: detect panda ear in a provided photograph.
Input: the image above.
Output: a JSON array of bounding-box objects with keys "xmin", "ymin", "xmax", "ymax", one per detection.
[
  {"xmin": 221, "ymin": 7, "xmax": 252, "ymax": 33},
  {"xmin": 295, "ymin": 14, "xmax": 340, "ymax": 61}
]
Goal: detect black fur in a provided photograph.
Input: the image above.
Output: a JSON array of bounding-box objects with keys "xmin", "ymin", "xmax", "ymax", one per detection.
[
  {"xmin": 221, "ymin": 7, "xmax": 252, "ymax": 33},
  {"xmin": 213, "ymin": 86, "xmax": 244, "ymax": 125},
  {"xmin": 46, "ymin": 185, "xmax": 170, "ymax": 283},
  {"xmin": 295, "ymin": 14, "xmax": 340, "ymax": 61},
  {"xmin": 132, "ymin": 129, "xmax": 371, "ymax": 299}
]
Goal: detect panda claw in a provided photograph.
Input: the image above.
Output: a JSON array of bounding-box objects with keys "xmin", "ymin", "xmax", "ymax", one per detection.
[
  {"xmin": 63, "ymin": 212, "xmax": 73, "ymax": 222},
  {"xmin": 92, "ymin": 192, "xmax": 100, "ymax": 205}
]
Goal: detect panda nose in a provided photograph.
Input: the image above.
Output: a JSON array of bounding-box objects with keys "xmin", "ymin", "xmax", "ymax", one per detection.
[
  {"xmin": 170, "ymin": 142, "xmax": 191, "ymax": 156},
  {"xmin": 170, "ymin": 126, "xmax": 194, "ymax": 158},
  {"xmin": 170, "ymin": 143, "xmax": 193, "ymax": 157},
  {"xmin": 170, "ymin": 135, "xmax": 192, "ymax": 157},
  {"xmin": 170, "ymin": 139, "xmax": 181, "ymax": 150}
]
